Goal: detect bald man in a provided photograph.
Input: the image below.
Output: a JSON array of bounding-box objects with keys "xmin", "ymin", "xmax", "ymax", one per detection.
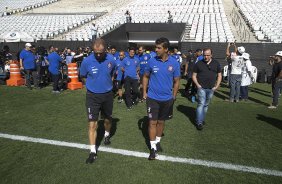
[{"xmin": 80, "ymin": 39, "xmax": 116, "ymax": 163}]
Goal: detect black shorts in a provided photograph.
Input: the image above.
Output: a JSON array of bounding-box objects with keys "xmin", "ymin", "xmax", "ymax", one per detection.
[
  {"xmin": 86, "ymin": 90, "xmax": 113, "ymax": 121},
  {"xmin": 146, "ymin": 97, "xmax": 174, "ymax": 121},
  {"xmin": 116, "ymin": 80, "xmax": 123, "ymax": 89}
]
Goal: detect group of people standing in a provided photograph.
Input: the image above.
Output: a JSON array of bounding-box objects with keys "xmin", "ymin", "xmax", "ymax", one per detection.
[{"xmin": 81, "ymin": 37, "xmax": 222, "ymax": 163}]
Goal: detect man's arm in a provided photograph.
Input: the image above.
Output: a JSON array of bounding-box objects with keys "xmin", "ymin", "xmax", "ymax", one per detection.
[
  {"xmin": 142, "ymin": 73, "xmax": 149, "ymax": 99},
  {"xmin": 173, "ymin": 77, "xmax": 180, "ymax": 99},
  {"xmin": 184, "ymin": 61, "xmax": 188, "ymax": 76},
  {"xmin": 192, "ymin": 72, "xmax": 201, "ymax": 89},
  {"xmin": 19, "ymin": 58, "xmax": 24, "ymax": 70},
  {"xmin": 212, "ymin": 72, "xmax": 222, "ymax": 91}
]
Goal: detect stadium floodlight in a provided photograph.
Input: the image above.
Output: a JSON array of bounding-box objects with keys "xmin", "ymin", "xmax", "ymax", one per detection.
[{"xmin": 128, "ymin": 40, "xmax": 178, "ymax": 43}]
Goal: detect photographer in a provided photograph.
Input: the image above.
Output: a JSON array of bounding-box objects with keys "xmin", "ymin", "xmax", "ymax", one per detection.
[{"xmin": 268, "ymin": 51, "xmax": 282, "ymax": 109}]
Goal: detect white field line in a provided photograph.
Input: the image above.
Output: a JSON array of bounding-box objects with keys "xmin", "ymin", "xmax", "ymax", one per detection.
[{"xmin": 0, "ymin": 133, "xmax": 282, "ymax": 177}]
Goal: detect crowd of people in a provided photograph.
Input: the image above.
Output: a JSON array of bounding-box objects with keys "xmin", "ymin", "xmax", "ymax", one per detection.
[{"xmin": 1, "ymin": 38, "xmax": 281, "ymax": 162}]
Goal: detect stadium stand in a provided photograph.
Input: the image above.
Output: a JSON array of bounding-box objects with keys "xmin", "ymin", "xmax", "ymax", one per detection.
[
  {"xmin": 0, "ymin": 15, "xmax": 95, "ymax": 41},
  {"xmin": 64, "ymin": 0, "xmax": 236, "ymax": 43},
  {"xmin": 0, "ymin": 0, "xmax": 280, "ymax": 43},
  {"xmin": 234, "ymin": 0, "xmax": 282, "ymax": 43},
  {"xmin": 0, "ymin": 0, "xmax": 59, "ymax": 16}
]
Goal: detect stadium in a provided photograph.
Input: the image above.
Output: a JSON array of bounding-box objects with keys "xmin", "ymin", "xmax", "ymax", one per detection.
[{"xmin": 0, "ymin": 0, "xmax": 282, "ymax": 183}]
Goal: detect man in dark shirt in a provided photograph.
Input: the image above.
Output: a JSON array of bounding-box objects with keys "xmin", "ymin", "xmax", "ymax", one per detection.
[
  {"xmin": 268, "ymin": 51, "xmax": 282, "ymax": 109},
  {"xmin": 192, "ymin": 48, "xmax": 222, "ymax": 130}
]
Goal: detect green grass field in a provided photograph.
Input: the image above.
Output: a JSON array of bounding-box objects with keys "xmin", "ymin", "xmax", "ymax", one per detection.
[{"xmin": 0, "ymin": 81, "xmax": 282, "ymax": 184}]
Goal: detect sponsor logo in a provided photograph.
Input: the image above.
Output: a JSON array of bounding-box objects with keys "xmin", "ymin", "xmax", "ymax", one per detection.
[{"xmin": 168, "ymin": 66, "xmax": 173, "ymax": 71}]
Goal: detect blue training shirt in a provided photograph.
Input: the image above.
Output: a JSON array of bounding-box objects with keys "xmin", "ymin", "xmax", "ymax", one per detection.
[
  {"xmin": 121, "ymin": 56, "xmax": 140, "ymax": 79},
  {"xmin": 80, "ymin": 53, "xmax": 116, "ymax": 93},
  {"xmin": 115, "ymin": 58, "xmax": 124, "ymax": 81},
  {"xmin": 20, "ymin": 49, "xmax": 36, "ymax": 70},
  {"xmin": 145, "ymin": 56, "xmax": 180, "ymax": 101},
  {"xmin": 138, "ymin": 53, "xmax": 151, "ymax": 75},
  {"xmin": 47, "ymin": 52, "xmax": 63, "ymax": 75}
]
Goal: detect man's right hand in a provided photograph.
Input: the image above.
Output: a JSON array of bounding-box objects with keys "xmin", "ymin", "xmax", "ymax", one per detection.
[{"xmin": 143, "ymin": 93, "xmax": 147, "ymax": 100}]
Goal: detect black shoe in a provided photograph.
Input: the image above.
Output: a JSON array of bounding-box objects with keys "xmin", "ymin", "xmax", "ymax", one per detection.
[
  {"xmin": 196, "ymin": 123, "xmax": 203, "ymax": 131},
  {"xmin": 104, "ymin": 136, "xmax": 111, "ymax": 145},
  {"xmin": 86, "ymin": 152, "xmax": 97, "ymax": 164},
  {"xmin": 156, "ymin": 142, "xmax": 163, "ymax": 152},
  {"xmin": 148, "ymin": 148, "xmax": 157, "ymax": 160}
]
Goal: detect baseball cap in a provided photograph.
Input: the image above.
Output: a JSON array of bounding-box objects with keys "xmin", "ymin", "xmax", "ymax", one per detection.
[
  {"xmin": 237, "ymin": 46, "xmax": 245, "ymax": 54},
  {"xmin": 275, "ymin": 51, "xmax": 282, "ymax": 57},
  {"xmin": 242, "ymin": 53, "xmax": 250, "ymax": 60},
  {"xmin": 25, "ymin": 43, "xmax": 32, "ymax": 47}
]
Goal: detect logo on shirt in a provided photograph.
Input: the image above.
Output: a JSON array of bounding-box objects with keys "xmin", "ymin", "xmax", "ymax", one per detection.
[
  {"xmin": 91, "ymin": 66, "xmax": 98, "ymax": 74},
  {"xmin": 144, "ymin": 56, "xmax": 148, "ymax": 60},
  {"xmin": 135, "ymin": 60, "xmax": 138, "ymax": 64},
  {"xmin": 108, "ymin": 62, "xmax": 112, "ymax": 69},
  {"xmin": 168, "ymin": 66, "xmax": 173, "ymax": 71},
  {"xmin": 126, "ymin": 61, "xmax": 130, "ymax": 66}
]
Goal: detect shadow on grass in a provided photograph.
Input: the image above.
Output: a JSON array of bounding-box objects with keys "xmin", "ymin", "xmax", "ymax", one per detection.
[
  {"xmin": 96, "ymin": 118, "xmax": 119, "ymax": 148},
  {"xmin": 176, "ymin": 105, "xmax": 196, "ymax": 127},
  {"xmin": 218, "ymin": 89, "xmax": 270, "ymax": 106},
  {"xmin": 250, "ymin": 87, "xmax": 270, "ymax": 93},
  {"xmin": 257, "ymin": 114, "xmax": 282, "ymax": 130},
  {"xmin": 213, "ymin": 90, "xmax": 228, "ymax": 100},
  {"xmin": 137, "ymin": 116, "xmax": 150, "ymax": 150},
  {"xmin": 178, "ymin": 88, "xmax": 188, "ymax": 98},
  {"xmin": 249, "ymin": 87, "xmax": 272, "ymax": 97}
]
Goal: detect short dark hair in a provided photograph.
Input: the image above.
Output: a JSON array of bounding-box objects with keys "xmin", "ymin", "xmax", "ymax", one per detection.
[
  {"xmin": 49, "ymin": 45, "xmax": 53, "ymax": 50},
  {"xmin": 155, "ymin": 37, "xmax": 170, "ymax": 49},
  {"xmin": 128, "ymin": 47, "xmax": 135, "ymax": 52},
  {"xmin": 203, "ymin": 48, "xmax": 213, "ymax": 54},
  {"xmin": 195, "ymin": 49, "xmax": 202, "ymax": 53},
  {"xmin": 110, "ymin": 46, "xmax": 116, "ymax": 50}
]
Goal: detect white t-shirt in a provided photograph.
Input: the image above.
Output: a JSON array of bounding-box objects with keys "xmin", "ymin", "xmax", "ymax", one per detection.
[
  {"xmin": 241, "ymin": 59, "xmax": 253, "ymax": 86},
  {"xmin": 230, "ymin": 52, "xmax": 244, "ymax": 75}
]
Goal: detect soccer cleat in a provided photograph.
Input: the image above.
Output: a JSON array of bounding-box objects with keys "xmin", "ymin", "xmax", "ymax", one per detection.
[
  {"xmin": 86, "ymin": 152, "xmax": 97, "ymax": 164},
  {"xmin": 127, "ymin": 106, "xmax": 132, "ymax": 111},
  {"xmin": 156, "ymin": 142, "xmax": 163, "ymax": 152},
  {"xmin": 148, "ymin": 148, "xmax": 157, "ymax": 160},
  {"xmin": 196, "ymin": 123, "xmax": 203, "ymax": 131},
  {"xmin": 118, "ymin": 98, "xmax": 123, "ymax": 103},
  {"xmin": 104, "ymin": 136, "xmax": 111, "ymax": 145}
]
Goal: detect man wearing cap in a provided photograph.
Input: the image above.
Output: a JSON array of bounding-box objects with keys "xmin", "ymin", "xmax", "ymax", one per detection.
[
  {"xmin": 226, "ymin": 43, "xmax": 245, "ymax": 102},
  {"xmin": 268, "ymin": 51, "xmax": 282, "ymax": 109},
  {"xmin": 240, "ymin": 53, "xmax": 254, "ymax": 101},
  {"xmin": 20, "ymin": 43, "xmax": 38, "ymax": 89}
]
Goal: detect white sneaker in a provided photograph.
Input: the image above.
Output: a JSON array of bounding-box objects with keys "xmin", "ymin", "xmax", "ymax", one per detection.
[{"xmin": 268, "ymin": 105, "xmax": 277, "ymax": 109}]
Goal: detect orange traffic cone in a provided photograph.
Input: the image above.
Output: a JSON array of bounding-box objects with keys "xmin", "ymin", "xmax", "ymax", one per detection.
[
  {"xmin": 67, "ymin": 63, "xmax": 83, "ymax": 90},
  {"xmin": 6, "ymin": 61, "xmax": 25, "ymax": 86}
]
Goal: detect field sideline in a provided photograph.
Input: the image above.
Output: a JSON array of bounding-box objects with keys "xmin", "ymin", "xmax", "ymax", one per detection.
[{"xmin": 0, "ymin": 81, "xmax": 282, "ymax": 183}]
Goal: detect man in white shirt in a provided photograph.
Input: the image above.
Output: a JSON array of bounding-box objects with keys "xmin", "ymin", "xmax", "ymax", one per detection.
[
  {"xmin": 226, "ymin": 43, "xmax": 245, "ymax": 102},
  {"xmin": 240, "ymin": 53, "xmax": 254, "ymax": 101}
]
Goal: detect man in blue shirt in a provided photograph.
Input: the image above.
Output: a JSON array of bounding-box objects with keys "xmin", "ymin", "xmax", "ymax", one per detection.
[
  {"xmin": 138, "ymin": 46, "xmax": 151, "ymax": 102},
  {"xmin": 121, "ymin": 47, "xmax": 140, "ymax": 110},
  {"xmin": 143, "ymin": 37, "xmax": 180, "ymax": 160},
  {"xmin": 115, "ymin": 51, "xmax": 125, "ymax": 103},
  {"xmin": 19, "ymin": 43, "xmax": 38, "ymax": 89},
  {"xmin": 80, "ymin": 39, "xmax": 116, "ymax": 164},
  {"xmin": 46, "ymin": 46, "xmax": 63, "ymax": 93},
  {"xmin": 110, "ymin": 46, "xmax": 119, "ymax": 60}
]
